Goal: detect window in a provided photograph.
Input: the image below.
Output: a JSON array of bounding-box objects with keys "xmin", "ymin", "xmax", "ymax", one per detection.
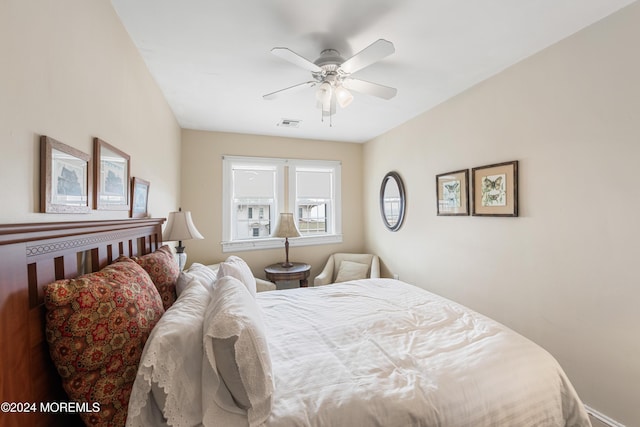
[
  {"xmin": 294, "ymin": 167, "xmax": 332, "ymax": 235},
  {"xmin": 222, "ymin": 156, "xmax": 341, "ymax": 252}
]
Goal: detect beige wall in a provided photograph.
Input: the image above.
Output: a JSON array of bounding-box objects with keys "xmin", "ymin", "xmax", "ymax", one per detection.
[
  {"xmin": 4, "ymin": 0, "xmax": 636, "ymax": 423},
  {"xmin": 180, "ymin": 130, "xmax": 364, "ymax": 281},
  {"xmin": 0, "ymin": 0, "xmax": 181, "ymax": 223},
  {"xmin": 363, "ymin": 3, "xmax": 639, "ymax": 426}
]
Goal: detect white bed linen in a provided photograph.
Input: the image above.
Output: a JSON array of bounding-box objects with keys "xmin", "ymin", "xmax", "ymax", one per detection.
[
  {"xmin": 131, "ymin": 278, "xmax": 591, "ymax": 427},
  {"xmin": 254, "ymin": 279, "xmax": 590, "ymax": 427}
]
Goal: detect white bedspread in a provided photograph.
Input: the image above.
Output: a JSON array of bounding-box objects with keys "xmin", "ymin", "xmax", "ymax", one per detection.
[
  {"xmin": 130, "ymin": 278, "xmax": 591, "ymax": 427},
  {"xmin": 255, "ymin": 279, "xmax": 590, "ymax": 427}
]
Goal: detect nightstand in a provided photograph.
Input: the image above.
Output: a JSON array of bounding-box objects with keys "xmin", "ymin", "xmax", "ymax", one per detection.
[{"xmin": 264, "ymin": 262, "xmax": 311, "ymax": 288}]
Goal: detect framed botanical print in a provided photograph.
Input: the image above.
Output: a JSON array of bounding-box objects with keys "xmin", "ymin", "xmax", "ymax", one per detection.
[
  {"xmin": 436, "ymin": 169, "xmax": 469, "ymax": 216},
  {"xmin": 472, "ymin": 160, "xmax": 518, "ymax": 217},
  {"xmin": 94, "ymin": 138, "xmax": 130, "ymax": 210},
  {"xmin": 130, "ymin": 177, "xmax": 150, "ymax": 218},
  {"xmin": 40, "ymin": 136, "xmax": 92, "ymax": 213}
]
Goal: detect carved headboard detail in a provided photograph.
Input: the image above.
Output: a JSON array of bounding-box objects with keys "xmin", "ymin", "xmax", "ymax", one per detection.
[{"xmin": 0, "ymin": 218, "xmax": 164, "ymax": 427}]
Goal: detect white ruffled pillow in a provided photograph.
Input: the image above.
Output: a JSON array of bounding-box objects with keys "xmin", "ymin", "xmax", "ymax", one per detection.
[
  {"xmin": 128, "ymin": 278, "xmax": 211, "ymax": 426},
  {"xmin": 202, "ymin": 276, "xmax": 273, "ymax": 427},
  {"xmin": 216, "ymin": 256, "xmax": 257, "ymax": 297}
]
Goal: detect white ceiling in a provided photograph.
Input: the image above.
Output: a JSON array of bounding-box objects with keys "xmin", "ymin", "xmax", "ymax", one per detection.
[{"xmin": 111, "ymin": 0, "xmax": 635, "ymax": 143}]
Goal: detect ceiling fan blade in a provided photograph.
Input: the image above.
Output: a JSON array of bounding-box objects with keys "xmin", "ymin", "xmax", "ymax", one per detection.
[
  {"xmin": 263, "ymin": 81, "xmax": 317, "ymax": 100},
  {"xmin": 339, "ymin": 39, "xmax": 395, "ymax": 74},
  {"xmin": 343, "ymin": 78, "xmax": 397, "ymax": 100},
  {"xmin": 271, "ymin": 47, "xmax": 322, "ymax": 73}
]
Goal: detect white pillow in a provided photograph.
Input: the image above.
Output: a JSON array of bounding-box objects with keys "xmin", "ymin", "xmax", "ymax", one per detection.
[
  {"xmin": 334, "ymin": 260, "xmax": 369, "ymax": 283},
  {"xmin": 202, "ymin": 276, "xmax": 273, "ymax": 426},
  {"xmin": 176, "ymin": 271, "xmax": 195, "ymax": 296},
  {"xmin": 176, "ymin": 262, "xmax": 219, "ymax": 296},
  {"xmin": 128, "ymin": 278, "xmax": 211, "ymax": 426},
  {"xmin": 216, "ymin": 256, "xmax": 257, "ymax": 297},
  {"xmin": 188, "ymin": 262, "xmax": 219, "ymax": 289}
]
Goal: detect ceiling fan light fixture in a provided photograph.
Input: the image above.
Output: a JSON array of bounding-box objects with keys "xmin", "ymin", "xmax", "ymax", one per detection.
[
  {"xmin": 316, "ymin": 81, "xmax": 332, "ymax": 104},
  {"xmin": 335, "ymin": 85, "xmax": 353, "ymax": 108}
]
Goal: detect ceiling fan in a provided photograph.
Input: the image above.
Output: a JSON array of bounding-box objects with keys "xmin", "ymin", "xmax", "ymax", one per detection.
[{"xmin": 263, "ymin": 39, "xmax": 397, "ymax": 123}]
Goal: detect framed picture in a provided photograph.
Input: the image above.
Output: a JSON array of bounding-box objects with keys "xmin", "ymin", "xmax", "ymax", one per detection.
[
  {"xmin": 40, "ymin": 136, "xmax": 92, "ymax": 213},
  {"xmin": 436, "ymin": 169, "xmax": 469, "ymax": 216},
  {"xmin": 472, "ymin": 160, "xmax": 518, "ymax": 216},
  {"xmin": 130, "ymin": 177, "xmax": 150, "ymax": 218},
  {"xmin": 94, "ymin": 138, "xmax": 130, "ymax": 210}
]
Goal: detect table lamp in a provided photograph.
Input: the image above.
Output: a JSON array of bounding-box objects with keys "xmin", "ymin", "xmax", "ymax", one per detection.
[
  {"xmin": 273, "ymin": 212, "xmax": 301, "ymax": 268},
  {"xmin": 163, "ymin": 208, "xmax": 204, "ymax": 270}
]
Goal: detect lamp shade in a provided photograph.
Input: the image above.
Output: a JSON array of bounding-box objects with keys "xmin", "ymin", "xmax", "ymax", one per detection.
[
  {"xmin": 273, "ymin": 212, "xmax": 301, "ymax": 238},
  {"xmin": 163, "ymin": 209, "xmax": 204, "ymax": 242}
]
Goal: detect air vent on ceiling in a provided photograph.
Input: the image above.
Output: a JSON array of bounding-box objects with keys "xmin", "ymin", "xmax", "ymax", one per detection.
[{"xmin": 277, "ymin": 119, "xmax": 301, "ymax": 128}]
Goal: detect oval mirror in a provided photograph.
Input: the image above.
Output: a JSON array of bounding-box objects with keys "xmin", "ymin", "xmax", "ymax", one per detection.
[{"xmin": 380, "ymin": 171, "xmax": 406, "ymax": 231}]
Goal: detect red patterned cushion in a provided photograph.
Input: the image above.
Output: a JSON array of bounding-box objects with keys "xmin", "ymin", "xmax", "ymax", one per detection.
[
  {"xmin": 132, "ymin": 245, "xmax": 179, "ymax": 310},
  {"xmin": 45, "ymin": 258, "xmax": 164, "ymax": 427}
]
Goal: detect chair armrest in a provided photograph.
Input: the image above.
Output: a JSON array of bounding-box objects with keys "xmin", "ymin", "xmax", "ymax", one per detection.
[
  {"xmin": 256, "ymin": 278, "xmax": 276, "ymax": 292},
  {"xmin": 313, "ymin": 256, "xmax": 335, "ymax": 286},
  {"xmin": 370, "ymin": 256, "xmax": 381, "ymax": 279},
  {"xmin": 313, "ymin": 272, "xmax": 331, "ymax": 286}
]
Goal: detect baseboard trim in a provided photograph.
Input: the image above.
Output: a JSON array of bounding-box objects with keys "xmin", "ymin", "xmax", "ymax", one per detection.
[{"xmin": 585, "ymin": 404, "xmax": 625, "ymax": 427}]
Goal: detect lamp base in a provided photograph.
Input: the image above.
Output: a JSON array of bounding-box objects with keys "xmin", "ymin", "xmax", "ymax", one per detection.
[
  {"xmin": 176, "ymin": 252, "xmax": 187, "ymax": 271},
  {"xmin": 280, "ymin": 237, "xmax": 294, "ymax": 269},
  {"xmin": 175, "ymin": 244, "xmax": 187, "ymax": 271}
]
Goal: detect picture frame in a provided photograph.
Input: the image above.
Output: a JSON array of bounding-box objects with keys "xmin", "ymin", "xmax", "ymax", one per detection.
[
  {"xmin": 130, "ymin": 177, "xmax": 150, "ymax": 218},
  {"xmin": 40, "ymin": 136, "xmax": 92, "ymax": 213},
  {"xmin": 94, "ymin": 138, "xmax": 130, "ymax": 210},
  {"xmin": 472, "ymin": 160, "xmax": 518, "ymax": 217},
  {"xmin": 436, "ymin": 169, "xmax": 469, "ymax": 216}
]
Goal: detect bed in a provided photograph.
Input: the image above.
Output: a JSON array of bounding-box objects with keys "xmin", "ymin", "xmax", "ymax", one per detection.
[{"xmin": 0, "ymin": 219, "xmax": 591, "ymax": 427}]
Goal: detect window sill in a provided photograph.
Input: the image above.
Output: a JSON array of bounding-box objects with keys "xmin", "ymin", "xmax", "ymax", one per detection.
[{"xmin": 221, "ymin": 234, "xmax": 343, "ymax": 253}]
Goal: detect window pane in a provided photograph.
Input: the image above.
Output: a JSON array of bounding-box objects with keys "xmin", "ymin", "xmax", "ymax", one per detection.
[
  {"xmin": 232, "ymin": 166, "xmax": 276, "ymax": 240},
  {"xmin": 234, "ymin": 203, "xmax": 272, "ymax": 239},
  {"xmin": 298, "ymin": 202, "xmax": 327, "ymax": 235},
  {"xmin": 296, "ymin": 168, "xmax": 332, "ymax": 236}
]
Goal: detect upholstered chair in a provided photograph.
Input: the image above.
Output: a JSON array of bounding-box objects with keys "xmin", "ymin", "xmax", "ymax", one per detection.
[{"xmin": 313, "ymin": 253, "xmax": 380, "ymax": 286}]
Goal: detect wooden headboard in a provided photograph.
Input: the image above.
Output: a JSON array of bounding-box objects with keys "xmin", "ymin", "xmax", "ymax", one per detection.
[{"xmin": 0, "ymin": 218, "xmax": 165, "ymax": 427}]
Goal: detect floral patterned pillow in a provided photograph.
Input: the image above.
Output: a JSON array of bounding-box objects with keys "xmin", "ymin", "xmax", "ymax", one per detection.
[
  {"xmin": 132, "ymin": 245, "xmax": 179, "ymax": 310},
  {"xmin": 45, "ymin": 258, "xmax": 164, "ymax": 427}
]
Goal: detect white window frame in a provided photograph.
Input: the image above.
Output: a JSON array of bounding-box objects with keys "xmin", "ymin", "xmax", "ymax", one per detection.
[
  {"xmin": 221, "ymin": 155, "xmax": 342, "ymax": 253},
  {"xmin": 289, "ymin": 159, "xmax": 341, "ymax": 237}
]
